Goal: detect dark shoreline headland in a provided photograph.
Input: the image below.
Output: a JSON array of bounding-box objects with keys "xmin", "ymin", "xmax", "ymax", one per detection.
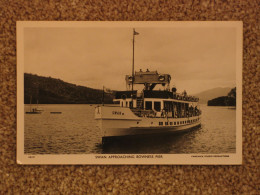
[{"xmin": 207, "ymin": 88, "xmax": 236, "ymax": 106}]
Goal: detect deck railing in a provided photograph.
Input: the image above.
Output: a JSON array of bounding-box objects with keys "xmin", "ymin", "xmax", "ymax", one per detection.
[{"xmin": 114, "ymin": 90, "xmax": 199, "ymax": 102}]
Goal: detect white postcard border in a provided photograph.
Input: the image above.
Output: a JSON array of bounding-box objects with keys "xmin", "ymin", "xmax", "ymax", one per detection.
[{"xmin": 17, "ymin": 21, "xmax": 243, "ymax": 165}]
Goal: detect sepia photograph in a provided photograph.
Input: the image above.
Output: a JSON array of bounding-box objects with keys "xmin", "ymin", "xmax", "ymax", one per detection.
[{"xmin": 17, "ymin": 21, "xmax": 242, "ymax": 164}]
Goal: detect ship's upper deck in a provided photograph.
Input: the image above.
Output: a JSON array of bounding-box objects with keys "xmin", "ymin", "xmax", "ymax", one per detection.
[
  {"xmin": 117, "ymin": 69, "xmax": 199, "ymax": 103},
  {"xmin": 115, "ymin": 90, "xmax": 199, "ymax": 102}
]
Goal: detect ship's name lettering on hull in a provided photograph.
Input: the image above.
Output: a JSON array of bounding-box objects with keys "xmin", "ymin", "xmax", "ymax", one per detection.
[{"xmin": 112, "ymin": 111, "xmax": 124, "ymax": 115}]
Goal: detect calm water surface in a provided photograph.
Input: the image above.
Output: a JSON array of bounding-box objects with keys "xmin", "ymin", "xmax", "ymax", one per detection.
[{"xmin": 24, "ymin": 104, "xmax": 236, "ymax": 154}]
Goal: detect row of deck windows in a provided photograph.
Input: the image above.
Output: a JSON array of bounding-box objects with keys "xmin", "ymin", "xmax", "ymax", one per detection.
[{"xmin": 158, "ymin": 118, "xmax": 199, "ymax": 126}]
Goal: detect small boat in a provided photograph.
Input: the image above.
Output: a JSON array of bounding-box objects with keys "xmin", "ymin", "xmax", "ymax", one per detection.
[
  {"xmin": 26, "ymin": 108, "xmax": 42, "ymax": 114},
  {"xmin": 95, "ymin": 29, "xmax": 202, "ymax": 143},
  {"xmin": 26, "ymin": 97, "xmax": 42, "ymax": 114},
  {"xmin": 50, "ymin": 112, "xmax": 62, "ymax": 114}
]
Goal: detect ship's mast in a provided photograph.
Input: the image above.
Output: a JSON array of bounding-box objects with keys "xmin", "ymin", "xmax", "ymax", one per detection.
[{"xmin": 131, "ymin": 28, "xmax": 139, "ymax": 108}]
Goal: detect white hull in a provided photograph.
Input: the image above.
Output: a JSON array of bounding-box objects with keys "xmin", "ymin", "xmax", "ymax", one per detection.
[{"xmin": 95, "ymin": 106, "xmax": 201, "ymax": 138}]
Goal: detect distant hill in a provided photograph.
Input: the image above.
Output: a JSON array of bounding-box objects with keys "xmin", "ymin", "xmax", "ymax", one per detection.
[
  {"xmin": 207, "ymin": 96, "xmax": 236, "ymax": 106},
  {"xmin": 207, "ymin": 88, "xmax": 236, "ymax": 106},
  {"xmin": 193, "ymin": 87, "xmax": 233, "ymax": 104},
  {"xmin": 24, "ymin": 73, "xmax": 114, "ymax": 104}
]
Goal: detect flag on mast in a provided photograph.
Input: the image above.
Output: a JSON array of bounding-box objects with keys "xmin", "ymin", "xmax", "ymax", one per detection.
[{"xmin": 134, "ymin": 30, "xmax": 139, "ymax": 35}]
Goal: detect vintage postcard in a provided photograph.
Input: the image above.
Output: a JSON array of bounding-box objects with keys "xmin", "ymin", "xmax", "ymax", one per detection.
[{"xmin": 17, "ymin": 21, "xmax": 242, "ymax": 164}]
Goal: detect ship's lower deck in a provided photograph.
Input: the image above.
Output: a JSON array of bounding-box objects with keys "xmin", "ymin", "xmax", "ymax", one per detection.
[
  {"xmin": 101, "ymin": 123, "xmax": 201, "ymax": 144},
  {"xmin": 97, "ymin": 119, "xmax": 201, "ymax": 139},
  {"xmin": 95, "ymin": 106, "xmax": 201, "ymax": 138}
]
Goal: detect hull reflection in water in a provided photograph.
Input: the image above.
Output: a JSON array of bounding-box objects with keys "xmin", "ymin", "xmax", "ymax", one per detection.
[{"xmin": 101, "ymin": 126, "xmax": 202, "ymax": 154}]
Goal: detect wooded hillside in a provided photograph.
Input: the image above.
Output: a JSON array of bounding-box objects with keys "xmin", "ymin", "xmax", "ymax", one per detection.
[{"xmin": 24, "ymin": 73, "xmax": 114, "ymax": 104}]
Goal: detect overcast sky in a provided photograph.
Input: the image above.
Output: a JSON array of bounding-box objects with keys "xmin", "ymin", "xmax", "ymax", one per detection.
[{"xmin": 24, "ymin": 24, "xmax": 237, "ymax": 94}]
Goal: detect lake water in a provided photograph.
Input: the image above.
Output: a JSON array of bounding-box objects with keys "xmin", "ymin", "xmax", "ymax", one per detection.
[{"xmin": 24, "ymin": 104, "xmax": 236, "ymax": 154}]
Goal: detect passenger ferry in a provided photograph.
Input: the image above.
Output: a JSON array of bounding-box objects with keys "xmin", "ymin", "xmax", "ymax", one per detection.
[
  {"xmin": 94, "ymin": 29, "xmax": 201, "ymax": 143},
  {"xmin": 95, "ymin": 69, "xmax": 201, "ymax": 142}
]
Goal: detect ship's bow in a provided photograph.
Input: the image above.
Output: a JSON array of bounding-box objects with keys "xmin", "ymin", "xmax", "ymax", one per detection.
[{"xmin": 94, "ymin": 106, "xmax": 140, "ymax": 138}]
